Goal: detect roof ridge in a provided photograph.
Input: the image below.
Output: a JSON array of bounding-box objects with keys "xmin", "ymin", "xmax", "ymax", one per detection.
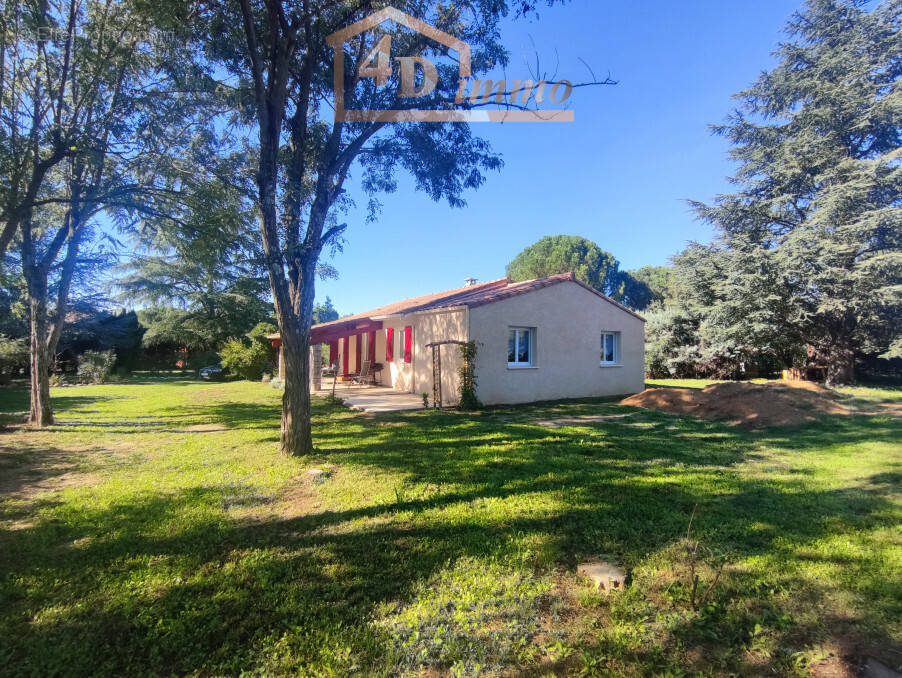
[
  {"xmin": 311, "ymin": 277, "xmax": 510, "ymax": 329},
  {"xmin": 308, "ymin": 271, "xmax": 644, "ymax": 335}
]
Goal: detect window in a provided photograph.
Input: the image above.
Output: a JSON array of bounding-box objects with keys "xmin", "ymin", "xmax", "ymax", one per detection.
[
  {"xmin": 508, "ymin": 328, "xmax": 534, "ymax": 367},
  {"xmin": 600, "ymin": 332, "xmax": 620, "ymax": 365}
]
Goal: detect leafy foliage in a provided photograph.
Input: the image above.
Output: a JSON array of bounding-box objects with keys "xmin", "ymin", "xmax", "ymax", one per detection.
[
  {"xmin": 120, "ymin": 177, "xmax": 273, "ymax": 353},
  {"xmin": 507, "ymin": 236, "xmax": 621, "ymax": 294},
  {"xmin": 312, "ymin": 298, "xmax": 339, "ymax": 325},
  {"xmin": 56, "ymin": 306, "xmax": 144, "ymax": 371},
  {"xmin": 0, "ymin": 335, "xmax": 28, "ymax": 383},
  {"xmin": 76, "ymin": 350, "xmax": 117, "ymax": 384},
  {"xmin": 136, "ymin": 0, "xmax": 606, "ymax": 453},
  {"xmin": 628, "ymin": 266, "xmax": 674, "ymax": 306},
  {"xmin": 220, "ymin": 340, "xmax": 272, "ymax": 381},
  {"xmin": 685, "ymin": 0, "xmax": 902, "ymax": 384},
  {"xmin": 457, "ymin": 340, "xmax": 481, "ymax": 410},
  {"xmin": 506, "ymin": 236, "xmax": 653, "ymax": 310},
  {"xmin": 220, "ymin": 323, "xmax": 277, "ymax": 381}
]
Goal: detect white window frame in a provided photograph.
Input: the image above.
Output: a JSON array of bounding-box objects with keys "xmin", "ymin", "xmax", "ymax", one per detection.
[
  {"xmin": 508, "ymin": 327, "xmax": 535, "ymax": 368},
  {"xmin": 600, "ymin": 331, "xmax": 620, "ymax": 366}
]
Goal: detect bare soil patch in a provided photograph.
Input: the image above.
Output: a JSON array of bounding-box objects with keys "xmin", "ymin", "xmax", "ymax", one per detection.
[
  {"xmin": 0, "ymin": 445, "xmax": 98, "ymax": 500},
  {"xmin": 182, "ymin": 423, "xmax": 228, "ymax": 432},
  {"xmin": 621, "ymin": 381, "xmax": 854, "ymax": 428}
]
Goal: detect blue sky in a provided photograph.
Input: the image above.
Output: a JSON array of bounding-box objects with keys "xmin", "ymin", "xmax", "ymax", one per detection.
[{"xmin": 316, "ymin": 0, "xmax": 801, "ymax": 316}]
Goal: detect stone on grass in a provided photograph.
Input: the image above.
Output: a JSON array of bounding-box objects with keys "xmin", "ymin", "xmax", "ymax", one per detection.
[
  {"xmin": 305, "ymin": 468, "xmax": 330, "ymax": 483},
  {"xmin": 578, "ymin": 560, "xmax": 627, "ymax": 592}
]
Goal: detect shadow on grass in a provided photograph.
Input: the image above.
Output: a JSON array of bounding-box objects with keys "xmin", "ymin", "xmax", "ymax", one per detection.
[
  {"xmin": 2, "ymin": 463, "xmax": 899, "ymax": 676},
  {"xmin": 1, "ymin": 383, "xmax": 900, "ymax": 675}
]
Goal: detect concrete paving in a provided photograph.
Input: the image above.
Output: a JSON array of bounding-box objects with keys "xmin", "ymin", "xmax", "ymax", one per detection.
[{"xmin": 317, "ymin": 385, "xmax": 424, "ymax": 413}]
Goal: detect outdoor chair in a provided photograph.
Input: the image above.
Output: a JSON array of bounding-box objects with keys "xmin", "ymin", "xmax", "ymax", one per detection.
[{"xmin": 351, "ymin": 360, "xmax": 372, "ymax": 386}]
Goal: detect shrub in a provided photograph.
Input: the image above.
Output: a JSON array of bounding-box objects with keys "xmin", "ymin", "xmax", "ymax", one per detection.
[
  {"xmin": 0, "ymin": 335, "xmax": 28, "ymax": 384},
  {"xmin": 220, "ymin": 339, "xmax": 273, "ymax": 381},
  {"xmin": 77, "ymin": 350, "xmax": 117, "ymax": 384},
  {"xmin": 219, "ymin": 323, "xmax": 277, "ymax": 381}
]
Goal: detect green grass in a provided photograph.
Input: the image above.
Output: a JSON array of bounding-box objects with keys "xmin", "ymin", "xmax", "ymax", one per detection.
[{"xmin": 0, "ymin": 378, "xmax": 900, "ymax": 677}]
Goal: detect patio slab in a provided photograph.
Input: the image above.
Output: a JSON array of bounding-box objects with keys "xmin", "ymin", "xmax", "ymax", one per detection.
[{"xmin": 318, "ymin": 385, "xmax": 424, "ymax": 413}]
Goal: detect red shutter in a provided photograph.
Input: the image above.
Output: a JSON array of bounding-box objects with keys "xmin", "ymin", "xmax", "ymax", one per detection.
[
  {"xmin": 355, "ymin": 333, "xmax": 362, "ymax": 371},
  {"xmin": 403, "ymin": 326, "xmax": 412, "ymax": 363},
  {"xmin": 329, "ymin": 341, "xmax": 338, "ymax": 366},
  {"xmin": 386, "ymin": 328, "xmax": 394, "ymax": 362},
  {"xmin": 342, "ymin": 337, "xmax": 349, "ymax": 375},
  {"xmin": 368, "ymin": 330, "xmax": 376, "ymax": 363}
]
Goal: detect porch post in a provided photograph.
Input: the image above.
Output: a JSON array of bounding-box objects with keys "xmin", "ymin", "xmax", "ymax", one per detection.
[{"xmin": 310, "ymin": 344, "xmax": 323, "ymax": 391}]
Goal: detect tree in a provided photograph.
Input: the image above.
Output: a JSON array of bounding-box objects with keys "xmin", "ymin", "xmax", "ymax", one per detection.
[
  {"xmin": 659, "ymin": 242, "xmax": 798, "ymax": 378},
  {"xmin": 148, "ymin": 0, "xmax": 607, "ymax": 455},
  {"xmin": 506, "ymin": 235, "xmax": 653, "ymax": 309},
  {"xmin": 5, "ymin": 0, "xmax": 188, "ymax": 425},
  {"xmin": 312, "ymin": 297, "xmax": 339, "ymax": 324},
  {"xmin": 0, "ymin": 0, "xmax": 85, "ymax": 257},
  {"xmin": 507, "ymin": 235, "xmax": 620, "ymax": 292},
  {"xmin": 117, "ymin": 178, "xmax": 272, "ymax": 354},
  {"xmin": 692, "ymin": 0, "xmax": 902, "ymax": 384},
  {"xmin": 628, "ymin": 265, "xmax": 674, "ymax": 306},
  {"xmin": 56, "ymin": 305, "xmax": 143, "ymax": 371}
]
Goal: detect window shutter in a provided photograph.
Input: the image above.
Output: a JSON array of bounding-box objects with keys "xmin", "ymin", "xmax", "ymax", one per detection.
[
  {"xmin": 403, "ymin": 326, "xmax": 412, "ymax": 363},
  {"xmin": 368, "ymin": 330, "xmax": 376, "ymax": 363},
  {"xmin": 329, "ymin": 341, "xmax": 338, "ymax": 366},
  {"xmin": 386, "ymin": 328, "xmax": 394, "ymax": 362}
]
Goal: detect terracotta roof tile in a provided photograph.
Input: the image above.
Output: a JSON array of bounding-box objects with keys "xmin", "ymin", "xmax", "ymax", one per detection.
[{"xmin": 310, "ymin": 272, "xmax": 644, "ymax": 334}]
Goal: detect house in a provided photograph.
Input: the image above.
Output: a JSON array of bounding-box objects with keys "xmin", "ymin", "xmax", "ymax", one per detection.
[{"xmin": 272, "ymin": 273, "xmax": 646, "ymax": 406}]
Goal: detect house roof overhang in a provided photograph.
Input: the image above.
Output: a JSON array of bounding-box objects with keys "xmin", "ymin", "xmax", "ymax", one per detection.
[{"xmin": 310, "ymin": 317, "xmax": 383, "ymax": 345}]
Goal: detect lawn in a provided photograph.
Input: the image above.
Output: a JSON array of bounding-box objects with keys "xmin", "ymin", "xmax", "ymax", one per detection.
[{"xmin": 0, "ymin": 377, "xmax": 900, "ymax": 677}]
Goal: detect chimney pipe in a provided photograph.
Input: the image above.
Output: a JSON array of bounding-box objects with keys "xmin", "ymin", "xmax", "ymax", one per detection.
[{"xmin": 464, "ymin": 277, "xmax": 478, "ymax": 287}]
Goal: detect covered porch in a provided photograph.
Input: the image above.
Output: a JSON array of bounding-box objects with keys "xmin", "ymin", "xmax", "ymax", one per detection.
[
  {"xmin": 270, "ymin": 316, "xmax": 414, "ymax": 393},
  {"xmin": 308, "ymin": 316, "xmax": 387, "ymax": 387}
]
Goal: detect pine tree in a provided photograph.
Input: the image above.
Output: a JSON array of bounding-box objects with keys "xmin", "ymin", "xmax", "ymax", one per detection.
[{"xmin": 692, "ymin": 0, "xmax": 902, "ymax": 384}]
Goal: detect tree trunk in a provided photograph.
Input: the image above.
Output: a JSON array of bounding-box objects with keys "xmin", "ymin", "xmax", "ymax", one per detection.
[
  {"xmin": 818, "ymin": 321, "xmax": 857, "ymax": 387},
  {"xmin": 825, "ymin": 349, "xmax": 855, "ymax": 386},
  {"xmin": 26, "ymin": 269, "xmax": 53, "ymax": 426},
  {"xmin": 277, "ymin": 258, "xmax": 319, "ymax": 456},
  {"xmin": 279, "ymin": 323, "xmax": 312, "ymax": 455}
]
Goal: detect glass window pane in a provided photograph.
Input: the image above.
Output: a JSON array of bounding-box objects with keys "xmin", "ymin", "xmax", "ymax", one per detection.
[
  {"xmin": 508, "ymin": 330, "xmax": 516, "ymax": 363},
  {"xmin": 518, "ymin": 330, "xmax": 530, "ymax": 363},
  {"xmin": 604, "ymin": 334, "xmax": 615, "ymax": 362}
]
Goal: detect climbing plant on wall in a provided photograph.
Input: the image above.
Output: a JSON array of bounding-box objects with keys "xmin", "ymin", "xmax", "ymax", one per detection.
[{"xmin": 458, "ymin": 341, "xmax": 481, "ymax": 411}]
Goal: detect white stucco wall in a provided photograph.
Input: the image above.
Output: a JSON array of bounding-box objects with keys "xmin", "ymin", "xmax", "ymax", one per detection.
[
  {"xmin": 380, "ymin": 308, "xmax": 467, "ymax": 405},
  {"xmin": 467, "ymin": 281, "xmax": 645, "ymax": 405}
]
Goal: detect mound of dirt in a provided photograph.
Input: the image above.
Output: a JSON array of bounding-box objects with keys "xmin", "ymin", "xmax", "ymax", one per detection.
[{"xmin": 621, "ymin": 380, "xmax": 850, "ymax": 428}]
